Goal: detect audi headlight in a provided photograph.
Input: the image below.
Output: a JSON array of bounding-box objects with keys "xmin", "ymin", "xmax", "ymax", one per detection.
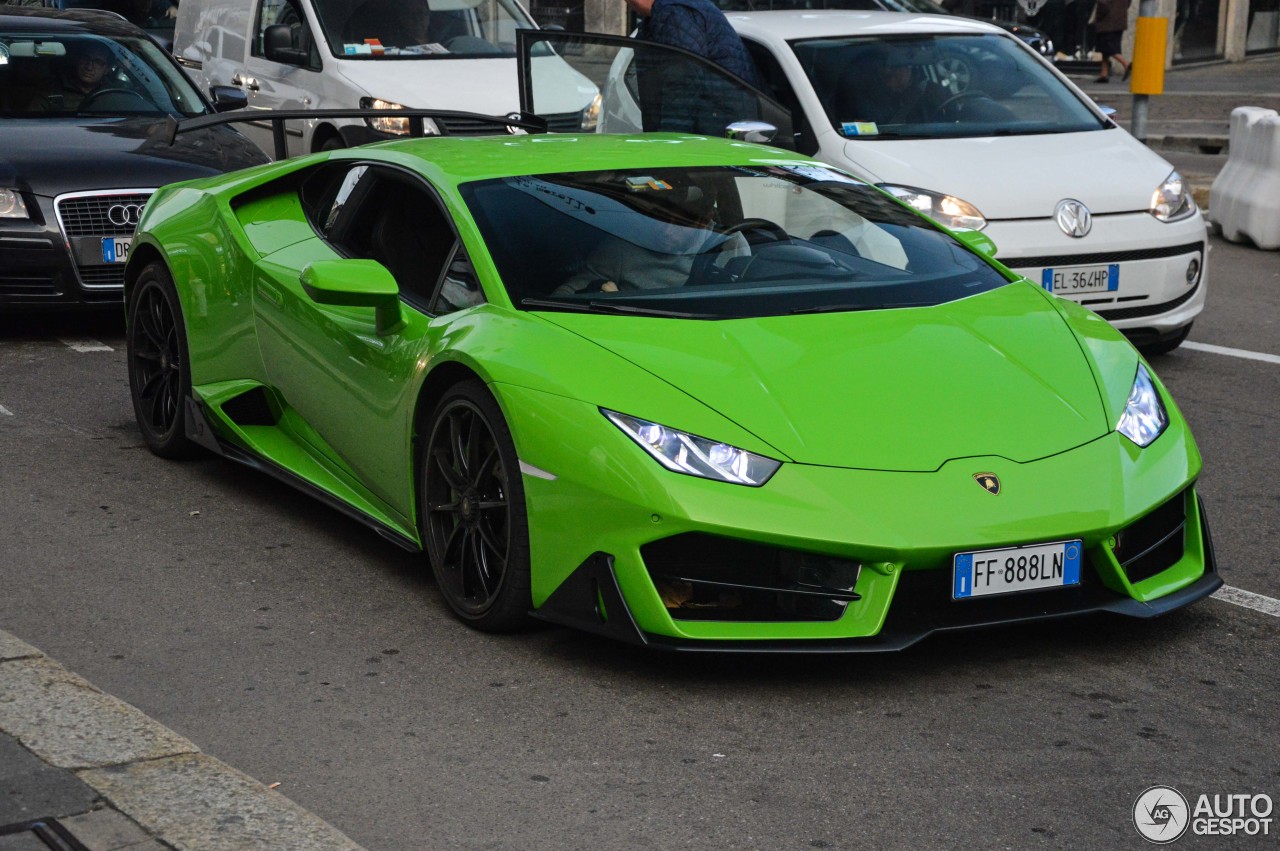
[
  {"xmin": 581, "ymin": 93, "xmax": 601, "ymax": 131},
  {"xmin": 604, "ymin": 410, "xmax": 781, "ymax": 486},
  {"xmin": 0, "ymin": 189, "xmax": 29, "ymax": 220},
  {"xmin": 1116, "ymin": 364, "xmax": 1169, "ymax": 447},
  {"xmin": 880, "ymin": 184, "xmax": 987, "ymax": 231},
  {"xmin": 1150, "ymin": 170, "xmax": 1194, "ymax": 222},
  {"xmin": 360, "ymin": 97, "xmax": 437, "ymax": 136}
]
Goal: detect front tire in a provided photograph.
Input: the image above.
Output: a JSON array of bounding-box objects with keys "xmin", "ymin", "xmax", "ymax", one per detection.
[
  {"xmin": 422, "ymin": 381, "xmax": 531, "ymax": 631},
  {"xmin": 127, "ymin": 262, "xmax": 198, "ymax": 459}
]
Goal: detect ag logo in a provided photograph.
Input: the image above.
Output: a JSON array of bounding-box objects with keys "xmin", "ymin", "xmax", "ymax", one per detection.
[
  {"xmin": 1133, "ymin": 785, "xmax": 1189, "ymax": 844},
  {"xmin": 973, "ymin": 472, "xmax": 1000, "ymax": 495}
]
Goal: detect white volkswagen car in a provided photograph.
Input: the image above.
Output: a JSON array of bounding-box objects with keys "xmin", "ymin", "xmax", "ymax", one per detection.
[{"xmin": 520, "ymin": 12, "xmax": 1206, "ymax": 355}]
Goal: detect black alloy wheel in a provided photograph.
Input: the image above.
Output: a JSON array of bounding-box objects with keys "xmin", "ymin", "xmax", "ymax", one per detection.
[
  {"xmin": 422, "ymin": 381, "xmax": 531, "ymax": 631},
  {"xmin": 127, "ymin": 263, "xmax": 198, "ymax": 459}
]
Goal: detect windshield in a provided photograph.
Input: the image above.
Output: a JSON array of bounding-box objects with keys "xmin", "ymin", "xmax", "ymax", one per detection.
[
  {"xmin": 792, "ymin": 34, "xmax": 1106, "ymax": 139},
  {"xmin": 462, "ymin": 165, "xmax": 1011, "ymax": 319},
  {"xmin": 0, "ymin": 32, "xmax": 206, "ymax": 117},
  {"xmin": 312, "ymin": 0, "xmax": 532, "ymax": 58}
]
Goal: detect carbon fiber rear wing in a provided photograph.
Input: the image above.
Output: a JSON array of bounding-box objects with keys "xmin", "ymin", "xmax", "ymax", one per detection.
[{"xmin": 165, "ymin": 109, "xmax": 549, "ymax": 160}]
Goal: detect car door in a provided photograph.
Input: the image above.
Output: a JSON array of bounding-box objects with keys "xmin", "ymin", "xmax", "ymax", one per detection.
[
  {"xmin": 252, "ymin": 161, "xmax": 487, "ymax": 518},
  {"xmin": 237, "ymin": 0, "xmax": 323, "ymax": 156},
  {"xmin": 515, "ymin": 30, "xmax": 794, "ymax": 148}
]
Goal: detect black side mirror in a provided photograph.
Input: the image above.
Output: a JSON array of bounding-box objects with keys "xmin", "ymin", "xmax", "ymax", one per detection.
[
  {"xmin": 209, "ymin": 85, "xmax": 248, "ymax": 112},
  {"xmin": 264, "ymin": 24, "xmax": 308, "ymax": 65}
]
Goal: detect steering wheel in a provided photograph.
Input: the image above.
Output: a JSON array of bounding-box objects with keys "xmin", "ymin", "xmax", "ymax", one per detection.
[
  {"xmin": 721, "ymin": 217, "xmax": 789, "ymax": 245},
  {"xmin": 934, "ymin": 90, "xmax": 987, "ymax": 121},
  {"xmin": 79, "ymin": 88, "xmax": 153, "ymax": 112}
]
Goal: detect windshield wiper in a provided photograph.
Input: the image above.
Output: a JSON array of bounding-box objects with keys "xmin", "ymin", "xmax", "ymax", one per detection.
[
  {"xmin": 522, "ymin": 297, "xmax": 719, "ymax": 319},
  {"xmin": 790, "ymin": 301, "xmax": 930, "ymax": 315}
]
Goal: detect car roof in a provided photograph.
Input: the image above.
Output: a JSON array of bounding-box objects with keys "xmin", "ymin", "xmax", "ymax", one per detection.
[
  {"xmin": 727, "ymin": 10, "xmax": 1005, "ymax": 40},
  {"xmin": 0, "ymin": 7, "xmax": 148, "ymax": 38}
]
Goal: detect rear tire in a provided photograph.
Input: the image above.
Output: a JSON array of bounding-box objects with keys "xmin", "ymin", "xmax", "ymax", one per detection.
[
  {"xmin": 127, "ymin": 262, "xmax": 199, "ymax": 459},
  {"xmin": 421, "ymin": 381, "xmax": 532, "ymax": 631}
]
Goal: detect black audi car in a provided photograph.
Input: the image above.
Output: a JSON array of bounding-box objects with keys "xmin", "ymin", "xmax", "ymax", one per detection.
[{"xmin": 0, "ymin": 7, "xmax": 267, "ymax": 310}]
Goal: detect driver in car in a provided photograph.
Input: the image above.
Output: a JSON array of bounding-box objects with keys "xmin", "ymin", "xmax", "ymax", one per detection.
[
  {"xmin": 553, "ymin": 183, "xmax": 749, "ymax": 295},
  {"xmin": 837, "ymin": 46, "xmax": 949, "ymax": 128},
  {"xmin": 29, "ymin": 39, "xmax": 117, "ymax": 111}
]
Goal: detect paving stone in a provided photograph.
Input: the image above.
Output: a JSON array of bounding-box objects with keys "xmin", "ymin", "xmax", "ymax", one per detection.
[
  {"xmin": 80, "ymin": 754, "xmax": 363, "ymax": 851},
  {"xmin": 0, "ymin": 731, "xmax": 98, "ymax": 825},
  {"xmin": 61, "ymin": 808, "xmax": 154, "ymax": 850},
  {"xmin": 0, "ymin": 658, "xmax": 196, "ymax": 770},
  {"xmin": 0, "ymin": 632, "xmax": 40, "ymax": 662},
  {"xmin": 0, "ymin": 831, "xmax": 50, "ymax": 851}
]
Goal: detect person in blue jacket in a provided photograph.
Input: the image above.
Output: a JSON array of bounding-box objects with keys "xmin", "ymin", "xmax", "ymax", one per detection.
[{"xmin": 627, "ymin": 0, "xmax": 765, "ymax": 133}]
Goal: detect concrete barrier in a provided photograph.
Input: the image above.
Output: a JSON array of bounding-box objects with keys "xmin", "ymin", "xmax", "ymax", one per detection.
[{"xmin": 1209, "ymin": 107, "xmax": 1280, "ymax": 250}]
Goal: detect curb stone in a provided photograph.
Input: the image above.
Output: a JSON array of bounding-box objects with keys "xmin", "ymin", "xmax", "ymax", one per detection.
[{"xmin": 0, "ymin": 628, "xmax": 366, "ymax": 851}]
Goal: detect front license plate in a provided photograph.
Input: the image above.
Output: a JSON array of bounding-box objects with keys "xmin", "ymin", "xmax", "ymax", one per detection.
[
  {"xmin": 1042, "ymin": 264, "xmax": 1118, "ymax": 295},
  {"xmin": 953, "ymin": 540, "xmax": 1082, "ymax": 599},
  {"xmin": 101, "ymin": 237, "xmax": 132, "ymax": 264}
]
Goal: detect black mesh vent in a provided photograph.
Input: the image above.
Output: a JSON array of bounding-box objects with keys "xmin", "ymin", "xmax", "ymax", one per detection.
[
  {"xmin": 55, "ymin": 192, "xmax": 152, "ymax": 238},
  {"xmin": 1112, "ymin": 490, "xmax": 1187, "ymax": 584},
  {"xmin": 437, "ymin": 111, "xmax": 580, "ymax": 135},
  {"xmin": 641, "ymin": 533, "xmax": 860, "ymax": 622},
  {"xmin": 0, "ymin": 276, "xmax": 59, "ymax": 296},
  {"xmin": 77, "ymin": 266, "xmax": 126, "ymax": 287},
  {"xmin": 1002, "ymin": 240, "xmax": 1204, "ymax": 270}
]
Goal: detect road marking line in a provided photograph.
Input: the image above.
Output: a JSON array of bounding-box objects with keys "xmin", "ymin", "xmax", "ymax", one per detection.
[
  {"xmin": 58, "ymin": 338, "xmax": 114, "ymax": 353},
  {"xmin": 1213, "ymin": 585, "xmax": 1280, "ymax": 618},
  {"xmin": 0, "ymin": 405, "xmax": 11, "ymax": 417},
  {"xmin": 1182, "ymin": 341, "xmax": 1280, "ymax": 366}
]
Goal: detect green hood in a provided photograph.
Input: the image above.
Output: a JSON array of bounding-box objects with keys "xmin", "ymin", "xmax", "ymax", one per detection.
[{"xmin": 538, "ymin": 283, "xmax": 1109, "ymax": 471}]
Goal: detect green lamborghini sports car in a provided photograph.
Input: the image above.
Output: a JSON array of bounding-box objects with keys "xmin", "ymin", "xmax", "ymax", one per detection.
[{"xmin": 124, "ymin": 131, "xmax": 1220, "ymax": 651}]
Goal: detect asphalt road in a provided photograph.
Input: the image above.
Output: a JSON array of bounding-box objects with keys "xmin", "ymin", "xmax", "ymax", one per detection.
[{"xmin": 1, "ymin": 229, "xmax": 1277, "ymax": 850}]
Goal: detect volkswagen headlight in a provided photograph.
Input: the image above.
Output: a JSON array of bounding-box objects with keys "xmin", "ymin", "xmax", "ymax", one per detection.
[
  {"xmin": 604, "ymin": 410, "xmax": 781, "ymax": 486},
  {"xmin": 1116, "ymin": 364, "xmax": 1169, "ymax": 447},
  {"xmin": 0, "ymin": 189, "xmax": 28, "ymax": 220},
  {"xmin": 880, "ymin": 184, "xmax": 987, "ymax": 231},
  {"xmin": 581, "ymin": 93, "xmax": 601, "ymax": 131},
  {"xmin": 1150, "ymin": 170, "xmax": 1194, "ymax": 222}
]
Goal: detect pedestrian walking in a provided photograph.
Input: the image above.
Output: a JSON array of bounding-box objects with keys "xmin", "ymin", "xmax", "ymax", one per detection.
[{"xmin": 1090, "ymin": 0, "xmax": 1132, "ymax": 82}]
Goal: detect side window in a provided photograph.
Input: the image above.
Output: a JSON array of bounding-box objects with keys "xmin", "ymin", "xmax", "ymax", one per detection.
[
  {"xmin": 432, "ymin": 245, "xmax": 486, "ymax": 315},
  {"xmin": 742, "ymin": 39, "xmax": 816, "ymax": 156},
  {"xmin": 330, "ymin": 169, "xmax": 461, "ymax": 309},
  {"xmin": 253, "ymin": 0, "xmax": 319, "ymax": 68}
]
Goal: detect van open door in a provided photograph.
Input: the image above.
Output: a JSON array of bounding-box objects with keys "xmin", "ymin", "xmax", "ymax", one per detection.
[{"xmin": 516, "ymin": 30, "xmax": 794, "ymax": 148}]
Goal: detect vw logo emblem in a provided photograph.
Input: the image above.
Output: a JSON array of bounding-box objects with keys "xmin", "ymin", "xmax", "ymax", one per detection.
[
  {"xmin": 1055, "ymin": 199, "xmax": 1092, "ymax": 238},
  {"xmin": 108, "ymin": 203, "xmax": 144, "ymax": 227}
]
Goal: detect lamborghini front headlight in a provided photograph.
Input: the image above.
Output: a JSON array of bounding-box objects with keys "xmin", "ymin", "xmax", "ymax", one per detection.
[
  {"xmin": 604, "ymin": 410, "xmax": 781, "ymax": 486},
  {"xmin": 1116, "ymin": 364, "xmax": 1169, "ymax": 447}
]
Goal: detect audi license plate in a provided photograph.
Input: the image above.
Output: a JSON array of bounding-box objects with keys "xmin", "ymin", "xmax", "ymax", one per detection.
[
  {"xmin": 952, "ymin": 540, "xmax": 1082, "ymax": 599},
  {"xmin": 102, "ymin": 237, "xmax": 131, "ymax": 264},
  {"xmin": 1042, "ymin": 263, "xmax": 1118, "ymax": 295}
]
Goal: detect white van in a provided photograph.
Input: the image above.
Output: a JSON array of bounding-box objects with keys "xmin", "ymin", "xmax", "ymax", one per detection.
[{"xmin": 173, "ymin": 0, "xmax": 599, "ymax": 157}]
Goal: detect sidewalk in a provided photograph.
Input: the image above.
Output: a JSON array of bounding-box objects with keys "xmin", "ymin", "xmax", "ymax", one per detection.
[
  {"xmin": 1066, "ymin": 53, "xmax": 1280, "ymax": 209},
  {"xmin": 0, "ymin": 630, "xmax": 365, "ymax": 851}
]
